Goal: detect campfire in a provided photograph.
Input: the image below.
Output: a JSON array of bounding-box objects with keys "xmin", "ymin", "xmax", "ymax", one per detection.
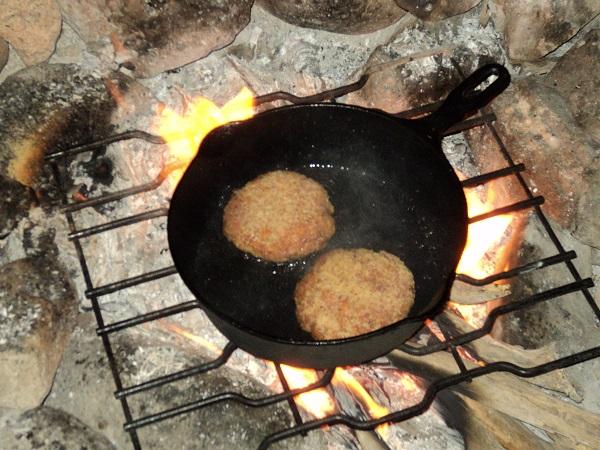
[
  {"xmin": 154, "ymin": 87, "xmax": 255, "ymax": 186},
  {"xmin": 1, "ymin": 2, "xmax": 599, "ymax": 450}
]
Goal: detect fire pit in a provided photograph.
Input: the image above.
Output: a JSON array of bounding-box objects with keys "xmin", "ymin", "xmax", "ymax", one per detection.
[
  {"xmin": 35, "ymin": 62, "xmax": 598, "ymax": 449},
  {"xmin": 1, "ymin": 2, "xmax": 599, "ymax": 450}
]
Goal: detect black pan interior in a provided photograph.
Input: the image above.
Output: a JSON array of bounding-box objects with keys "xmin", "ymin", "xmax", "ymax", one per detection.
[{"xmin": 168, "ymin": 104, "xmax": 468, "ymax": 343}]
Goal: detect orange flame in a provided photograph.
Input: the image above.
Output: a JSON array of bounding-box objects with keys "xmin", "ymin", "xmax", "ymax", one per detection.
[
  {"xmin": 279, "ymin": 365, "xmax": 336, "ymax": 419},
  {"xmin": 456, "ymin": 187, "xmax": 514, "ymax": 279},
  {"xmin": 452, "ymin": 181, "xmax": 520, "ymax": 329},
  {"xmin": 154, "ymin": 87, "xmax": 254, "ymax": 184},
  {"xmin": 333, "ymin": 368, "xmax": 392, "ymax": 436},
  {"xmin": 449, "ymin": 302, "xmax": 489, "ymax": 330}
]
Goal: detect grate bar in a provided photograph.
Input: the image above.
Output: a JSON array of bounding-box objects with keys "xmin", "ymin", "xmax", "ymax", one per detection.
[
  {"xmin": 468, "ymin": 196, "xmax": 544, "ymax": 223},
  {"xmin": 399, "ymin": 279, "xmax": 594, "ymax": 355},
  {"xmin": 255, "ymin": 75, "xmax": 369, "ymax": 106},
  {"xmin": 97, "ymin": 300, "xmax": 201, "ymax": 335},
  {"xmin": 48, "ymin": 161, "xmax": 143, "ymax": 449},
  {"xmin": 85, "ymin": 266, "xmax": 178, "ymax": 298},
  {"xmin": 124, "ymin": 369, "xmax": 336, "ymax": 431},
  {"xmin": 443, "ymin": 113, "xmax": 496, "ymax": 135},
  {"xmin": 393, "ymin": 101, "xmax": 443, "ymax": 119},
  {"xmin": 45, "ymin": 130, "xmax": 166, "ymax": 160},
  {"xmin": 436, "ymin": 322, "xmax": 471, "ymax": 378},
  {"xmin": 456, "ymin": 251, "xmax": 578, "ymax": 286},
  {"xmin": 258, "ymin": 345, "xmax": 600, "ymax": 450},
  {"xmin": 60, "ymin": 167, "xmax": 173, "ymax": 213},
  {"xmin": 46, "ymin": 77, "xmax": 369, "ymax": 164},
  {"xmin": 461, "ymin": 164, "xmax": 526, "ymax": 187},
  {"xmin": 69, "ymin": 208, "xmax": 168, "ymax": 240},
  {"xmin": 116, "ymin": 342, "xmax": 238, "ymax": 399},
  {"xmin": 275, "ymin": 364, "xmax": 306, "ymax": 431}
]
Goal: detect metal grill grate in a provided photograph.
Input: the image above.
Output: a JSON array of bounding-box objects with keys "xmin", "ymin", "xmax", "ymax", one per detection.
[{"xmin": 45, "ymin": 64, "xmax": 599, "ymax": 450}]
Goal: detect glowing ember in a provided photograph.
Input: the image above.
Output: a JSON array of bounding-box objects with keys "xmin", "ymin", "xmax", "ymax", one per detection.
[
  {"xmin": 424, "ymin": 318, "xmax": 444, "ymax": 341},
  {"xmin": 456, "ymin": 186, "xmax": 514, "ymax": 279},
  {"xmin": 154, "ymin": 87, "xmax": 254, "ymax": 185},
  {"xmin": 449, "ymin": 302, "xmax": 489, "ymax": 330},
  {"xmin": 279, "ymin": 365, "xmax": 336, "ymax": 419}
]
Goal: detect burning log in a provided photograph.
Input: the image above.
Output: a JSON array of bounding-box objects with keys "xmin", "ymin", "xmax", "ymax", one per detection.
[
  {"xmin": 389, "ymin": 349, "xmax": 600, "ymax": 448},
  {"xmin": 331, "ymin": 365, "xmax": 464, "ymax": 450}
]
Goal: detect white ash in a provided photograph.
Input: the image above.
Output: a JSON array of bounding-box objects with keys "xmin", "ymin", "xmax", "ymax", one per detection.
[
  {"xmin": 441, "ymin": 133, "xmax": 481, "ymax": 178},
  {"xmin": 139, "ymin": 5, "xmax": 404, "ymax": 104},
  {"xmin": 379, "ymin": 11, "xmax": 508, "ymax": 79},
  {"xmin": 125, "ymin": 345, "xmax": 193, "ymax": 385},
  {"xmin": 0, "ymin": 299, "xmax": 41, "ymax": 347}
]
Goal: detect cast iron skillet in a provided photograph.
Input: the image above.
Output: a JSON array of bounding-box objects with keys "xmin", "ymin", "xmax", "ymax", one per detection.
[{"xmin": 168, "ymin": 64, "xmax": 510, "ymax": 368}]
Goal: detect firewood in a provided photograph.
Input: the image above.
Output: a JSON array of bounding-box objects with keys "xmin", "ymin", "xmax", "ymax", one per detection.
[
  {"xmin": 388, "ymin": 350, "xmax": 600, "ymax": 448},
  {"xmin": 458, "ymin": 395, "xmax": 556, "ymax": 450},
  {"xmin": 354, "ymin": 430, "xmax": 390, "ymax": 450},
  {"xmin": 449, "ymin": 279, "xmax": 511, "ymax": 304}
]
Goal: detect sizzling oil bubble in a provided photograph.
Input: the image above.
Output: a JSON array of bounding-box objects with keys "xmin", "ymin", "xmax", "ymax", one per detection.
[
  {"xmin": 285, "ymin": 260, "xmax": 305, "ymax": 269},
  {"xmin": 308, "ymin": 163, "xmax": 334, "ymax": 169}
]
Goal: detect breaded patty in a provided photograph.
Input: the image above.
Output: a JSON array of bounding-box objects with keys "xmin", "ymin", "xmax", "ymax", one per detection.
[
  {"xmin": 223, "ymin": 170, "xmax": 335, "ymax": 262},
  {"xmin": 295, "ymin": 248, "xmax": 415, "ymax": 340}
]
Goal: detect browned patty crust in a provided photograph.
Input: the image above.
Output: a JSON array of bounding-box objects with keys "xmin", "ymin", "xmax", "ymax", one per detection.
[
  {"xmin": 223, "ymin": 170, "xmax": 335, "ymax": 262},
  {"xmin": 294, "ymin": 248, "xmax": 415, "ymax": 340}
]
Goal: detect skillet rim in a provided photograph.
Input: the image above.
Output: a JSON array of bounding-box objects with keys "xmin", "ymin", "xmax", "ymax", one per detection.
[{"xmin": 167, "ymin": 101, "xmax": 468, "ymax": 347}]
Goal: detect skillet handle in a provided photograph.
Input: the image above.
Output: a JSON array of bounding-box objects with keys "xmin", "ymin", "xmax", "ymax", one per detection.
[{"xmin": 416, "ymin": 63, "xmax": 511, "ymax": 137}]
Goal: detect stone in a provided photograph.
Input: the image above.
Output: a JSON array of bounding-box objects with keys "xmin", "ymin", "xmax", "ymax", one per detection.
[
  {"xmin": 47, "ymin": 315, "xmax": 327, "ymax": 450},
  {"xmin": 257, "ymin": 0, "xmax": 406, "ymax": 34},
  {"xmin": 347, "ymin": 10, "xmax": 504, "ymax": 112},
  {"xmin": 0, "ymin": 406, "xmax": 116, "ymax": 450},
  {"xmin": 207, "ymin": 3, "xmax": 401, "ymax": 101},
  {"xmin": 57, "ymin": 0, "xmax": 254, "ymax": 78},
  {"xmin": 0, "ymin": 174, "xmax": 32, "ymax": 239},
  {"xmin": 489, "ymin": 0, "xmax": 600, "ymax": 61},
  {"xmin": 0, "ymin": 0, "xmax": 62, "ymax": 66},
  {"xmin": 545, "ymin": 28, "xmax": 600, "ymax": 144},
  {"xmin": 0, "ymin": 63, "xmax": 154, "ymax": 198},
  {"xmin": 394, "ymin": 0, "xmax": 481, "ymax": 21},
  {"xmin": 465, "ymin": 77, "xmax": 600, "ymax": 248},
  {"xmin": 0, "ymin": 257, "xmax": 77, "ymax": 410},
  {"xmin": 0, "ymin": 39, "xmax": 8, "ymax": 73}
]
